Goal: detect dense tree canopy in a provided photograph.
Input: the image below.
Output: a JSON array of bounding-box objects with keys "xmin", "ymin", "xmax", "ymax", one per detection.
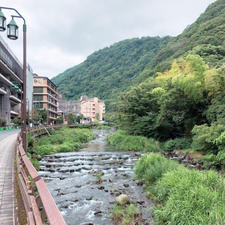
[
  {"xmin": 52, "ymin": 37, "xmax": 170, "ymax": 110},
  {"xmin": 52, "ymin": 0, "xmax": 224, "ymax": 112}
]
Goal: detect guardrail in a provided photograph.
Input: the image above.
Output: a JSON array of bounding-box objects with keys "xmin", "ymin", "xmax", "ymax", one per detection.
[{"xmin": 16, "ymin": 133, "xmax": 67, "ymax": 225}]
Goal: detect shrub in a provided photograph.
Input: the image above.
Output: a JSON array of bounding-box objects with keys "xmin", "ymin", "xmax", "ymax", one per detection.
[
  {"xmin": 154, "ymin": 169, "xmax": 224, "ymax": 225},
  {"xmin": 31, "ymin": 127, "xmax": 95, "ymax": 160},
  {"xmin": 192, "ymin": 122, "xmax": 225, "ymax": 153},
  {"xmin": 107, "ymin": 130, "xmax": 162, "ymax": 152},
  {"xmin": 31, "ymin": 158, "xmax": 40, "ymax": 170},
  {"xmin": 111, "ymin": 203, "xmax": 140, "ymax": 225},
  {"xmin": 35, "ymin": 145, "xmax": 56, "ymax": 156},
  {"xmin": 134, "ymin": 153, "xmax": 225, "ymax": 225},
  {"xmin": 201, "ymin": 150, "xmax": 225, "ymax": 170},
  {"xmin": 164, "ymin": 137, "xmax": 192, "ymax": 151},
  {"xmin": 50, "ymin": 134, "xmax": 64, "ymax": 145},
  {"xmin": 134, "ymin": 153, "xmax": 179, "ymax": 185},
  {"xmin": 215, "ymin": 131, "xmax": 225, "ymax": 151}
]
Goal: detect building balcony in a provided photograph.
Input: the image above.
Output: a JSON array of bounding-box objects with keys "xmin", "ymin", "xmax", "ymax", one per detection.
[
  {"xmin": 0, "ymin": 58, "xmax": 23, "ymax": 83},
  {"xmin": 48, "ymin": 101, "xmax": 57, "ymax": 107},
  {"xmin": 0, "ymin": 73, "xmax": 12, "ymax": 86},
  {"xmin": 10, "ymin": 110, "xmax": 19, "ymax": 116},
  {"xmin": 0, "ymin": 87, "xmax": 7, "ymax": 95},
  {"xmin": 10, "ymin": 95, "xmax": 21, "ymax": 103},
  {"xmin": 47, "ymin": 108, "xmax": 57, "ymax": 114}
]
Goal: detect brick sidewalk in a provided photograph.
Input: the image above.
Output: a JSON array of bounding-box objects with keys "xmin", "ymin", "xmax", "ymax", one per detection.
[{"xmin": 0, "ymin": 132, "xmax": 18, "ymax": 225}]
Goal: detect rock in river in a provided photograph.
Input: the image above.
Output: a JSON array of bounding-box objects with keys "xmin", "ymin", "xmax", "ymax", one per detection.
[{"xmin": 115, "ymin": 194, "xmax": 130, "ymax": 205}]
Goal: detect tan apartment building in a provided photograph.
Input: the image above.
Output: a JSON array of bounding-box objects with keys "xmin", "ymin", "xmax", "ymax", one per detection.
[
  {"xmin": 33, "ymin": 74, "xmax": 58, "ymax": 124},
  {"xmin": 80, "ymin": 96, "xmax": 105, "ymax": 122}
]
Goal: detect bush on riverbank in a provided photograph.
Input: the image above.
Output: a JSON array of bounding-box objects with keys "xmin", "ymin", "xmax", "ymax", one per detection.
[
  {"xmin": 106, "ymin": 130, "xmax": 162, "ymax": 152},
  {"xmin": 163, "ymin": 137, "xmax": 192, "ymax": 151},
  {"xmin": 135, "ymin": 153, "xmax": 225, "ymax": 224},
  {"xmin": 135, "ymin": 154, "xmax": 179, "ymax": 185},
  {"xmin": 27, "ymin": 127, "xmax": 95, "ymax": 169},
  {"xmin": 33, "ymin": 127, "xmax": 95, "ymax": 155}
]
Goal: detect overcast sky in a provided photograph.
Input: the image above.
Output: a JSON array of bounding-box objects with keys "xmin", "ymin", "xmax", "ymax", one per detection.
[{"xmin": 0, "ymin": 0, "xmax": 215, "ymax": 78}]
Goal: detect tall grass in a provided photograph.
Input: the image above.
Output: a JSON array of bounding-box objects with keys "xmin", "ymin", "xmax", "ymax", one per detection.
[
  {"xmin": 32, "ymin": 127, "xmax": 95, "ymax": 156},
  {"xmin": 135, "ymin": 153, "xmax": 225, "ymax": 225},
  {"xmin": 107, "ymin": 130, "xmax": 162, "ymax": 152},
  {"xmin": 27, "ymin": 127, "xmax": 95, "ymax": 169}
]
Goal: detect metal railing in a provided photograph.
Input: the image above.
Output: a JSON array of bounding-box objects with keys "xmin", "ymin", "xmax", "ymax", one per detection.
[{"xmin": 16, "ymin": 132, "xmax": 67, "ymax": 225}]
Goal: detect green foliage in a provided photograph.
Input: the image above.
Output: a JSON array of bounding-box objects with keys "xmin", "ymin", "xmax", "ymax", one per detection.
[
  {"xmin": 164, "ymin": 137, "xmax": 192, "ymax": 151},
  {"xmin": 95, "ymin": 124, "xmax": 111, "ymax": 130},
  {"xmin": 103, "ymin": 112, "xmax": 118, "ymax": 126},
  {"xmin": 56, "ymin": 116, "xmax": 63, "ymax": 124},
  {"xmin": 67, "ymin": 113, "xmax": 83, "ymax": 125},
  {"xmin": 134, "ymin": 153, "xmax": 225, "ymax": 225},
  {"xmin": 192, "ymin": 122, "xmax": 225, "ymax": 153},
  {"xmin": 0, "ymin": 117, "xmax": 6, "ymax": 127},
  {"xmin": 118, "ymin": 55, "xmax": 209, "ymax": 140},
  {"xmin": 134, "ymin": 153, "xmax": 179, "ymax": 185},
  {"xmin": 12, "ymin": 117, "xmax": 22, "ymax": 126},
  {"xmin": 201, "ymin": 152, "xmax": 225, "ymax": 170},
  {"xmin": 35, "ymin": 145, "xmax": 56, "ymax": 155},
  {"xmin": 154, "ymin": 169, "xmax": 225, "ymax": 225},
  {"xmin": 111, "ymin": 203, "xmax": 140, "ymax": 225},
  {"xmin": 52, "ymin": 37, "xmax": 171, "ymax": 108},
  {"xmin": 112, "ymin": 204, "xmax": 123, "ymax": 218},
  {"xmin": 52, "ymin": 0, "xmax": 224, "ymax": 111},
  {"xmin": 30, "ymin": 158, "xmax": 40, "ymax": 170},
  {"xmin": 30, "ymin": 127, "xmax": 95, "ymax": 157},
  {"xmin": 38, "ymin": 109, "xmax": 48, "ymax": 124},
  {"xmin": 107, "ymin": 130, "xmax": 162, "ymax": 152}
]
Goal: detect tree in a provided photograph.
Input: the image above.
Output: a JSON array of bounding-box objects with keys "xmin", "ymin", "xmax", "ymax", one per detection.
[
  {"xmin": 56, "ymin": 116, "xmax": 63, "ymax": 124},
  {"xmin": 39, "ymin": 109, "xmax": 48, "ymax": 124},
  {"xmin": 67, "ymin": 113, "xmax": 75, "ymax": 125}
]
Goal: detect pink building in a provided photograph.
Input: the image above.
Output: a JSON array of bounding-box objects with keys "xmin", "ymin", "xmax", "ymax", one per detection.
[{"xmin": 80, "ymin": 96, "xmax": 105, "ymax": 122}]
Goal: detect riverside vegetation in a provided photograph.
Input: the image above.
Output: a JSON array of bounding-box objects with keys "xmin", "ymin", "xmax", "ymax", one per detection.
[
  {"xmin": 134, "ymin": 153, "xmax": 225, "ymax": 225},
  {"xmin": 27, "ymin": 127, "xmax": 95, "ymax": 169}
]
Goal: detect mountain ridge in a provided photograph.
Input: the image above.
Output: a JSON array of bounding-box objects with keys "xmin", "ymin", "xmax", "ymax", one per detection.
[{"xmin": 52, "ymin": 0, "xmax": 225, "ymax": 109}]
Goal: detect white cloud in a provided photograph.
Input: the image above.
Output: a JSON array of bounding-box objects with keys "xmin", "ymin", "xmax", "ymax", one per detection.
[{"xmin": 0, "ymin": 0, "xmax": 216, "ymax": 78}]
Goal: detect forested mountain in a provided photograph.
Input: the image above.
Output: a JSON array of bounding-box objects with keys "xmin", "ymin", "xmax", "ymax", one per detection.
[
  {"xmin": 53, "ymin": 0, "xmax": 225, "ymax": 109},
  {"xmin": 52, "ymin": 36, "xmax": 171, "ymax": 106},
  {"xmin": 116, "ymin": 0, "xmax": 225, "ymax": 155}
]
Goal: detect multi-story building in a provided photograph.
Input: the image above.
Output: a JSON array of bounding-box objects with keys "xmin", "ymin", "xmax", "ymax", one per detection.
[
  {"xmin": 0, "ymin": 35, "xmax": 23, "ymax": 125},
  {"xmin": 58, "ymin": 95, "xmax": 105, "ymax": 122},
  {"xmin": 33, "ymin": 74, "xmax": 58, "ymax": 124},
  {"xmin": 58, "ymin": 94, "xmax": 80, "ymax": 115},
  {"xmin": 80, "ymin": 96, "xmax": 105, "ymax": 121}
]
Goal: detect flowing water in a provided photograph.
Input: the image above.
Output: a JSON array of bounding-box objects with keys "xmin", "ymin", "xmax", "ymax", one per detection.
[{"xmin": 39, "ymin": 129, "xmax": 154, "ymax": 225}]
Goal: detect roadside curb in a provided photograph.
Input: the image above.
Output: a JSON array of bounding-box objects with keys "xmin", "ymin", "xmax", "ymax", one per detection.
[{"xmin": 0, "ymin": 126, "xmax": 21, "ymax": 131}]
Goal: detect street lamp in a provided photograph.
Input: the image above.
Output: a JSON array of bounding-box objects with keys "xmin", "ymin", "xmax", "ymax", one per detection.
[
  {"xmin": 7, "ymin": 17, "xmax": 19, "ymax": 40},
  {"xmin": 0, "ymin": 9, "xmax": 6, "ymax": 31},
  {"xmin": 0, "ymin": 6, "xmax": 27, "ymax": 151}
]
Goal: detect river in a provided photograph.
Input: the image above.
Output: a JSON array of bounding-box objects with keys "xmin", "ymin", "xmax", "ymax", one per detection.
[{"xmin": 39, "ymin": 129, "xmax": 154, "ymax": 225}]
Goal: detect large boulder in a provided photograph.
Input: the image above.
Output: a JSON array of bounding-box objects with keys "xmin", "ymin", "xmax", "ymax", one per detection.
[{"xmin": 115, "ymin": 194, "xmax": 130, "ymax": 205}]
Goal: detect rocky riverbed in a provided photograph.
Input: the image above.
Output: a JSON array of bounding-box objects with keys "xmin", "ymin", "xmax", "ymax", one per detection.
[{"xmin": 39, "ymin": 130, "xmax": 154, "ymax": 225}]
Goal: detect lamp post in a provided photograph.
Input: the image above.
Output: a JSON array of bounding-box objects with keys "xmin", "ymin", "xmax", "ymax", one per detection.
[{"xmin": 0, "ymin": 7, "xmax": 27, "ymax": 151}]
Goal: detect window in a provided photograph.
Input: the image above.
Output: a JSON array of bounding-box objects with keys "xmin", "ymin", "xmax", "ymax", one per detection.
[
  {"xmin": 33, "ymin": 87, "xmax": 43, "ymax": 93},
  {"xmin": 33, "ymin": 102, "xmax": 43, "ymax": 109},
  {"xmin": 33, "ymin": 95, "xmax": 43, "ymax": 101}
]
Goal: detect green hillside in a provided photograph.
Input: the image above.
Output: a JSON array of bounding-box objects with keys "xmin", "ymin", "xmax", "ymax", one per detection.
[
  {"xmin": 52, "ymin": 37, "xmax": 170, "ymax": 104},
  {"xmin": 138, "ymin": 0, "xmax": 225, "ymax": 81},
  {"xmin": 52, "ymin": 0, "xmax": 225, "ymax": 109}
]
